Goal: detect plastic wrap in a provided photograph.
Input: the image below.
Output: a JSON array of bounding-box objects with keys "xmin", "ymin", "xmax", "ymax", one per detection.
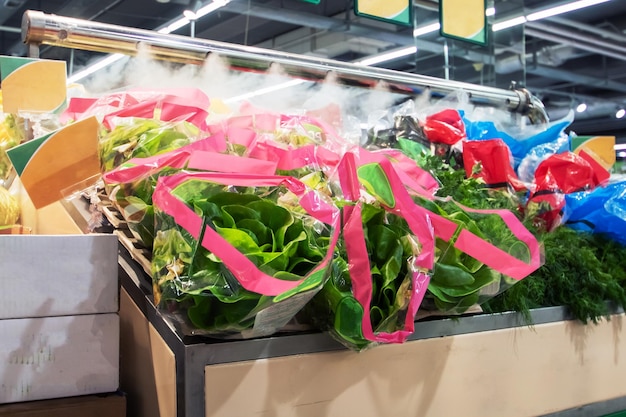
[
  {"xmin": 416, "ymin": 197, "xmax": 541, "ymax": 314},
  {"xmin": 0, "ymin": 185, "xmax": 20, "ymax": 226},
  {"xmin": 462, "ymin": 138, "xmax": 525, "ymax": 190},
  {"xmin": 99, "ymin": 118, "xmax": 205, "ymax": 173},
  {"xmin": 527, "ymin": 152, "xmax": 609, "ymax": 231},
  {"xmin": 304, "ymin": 152, "xmax": 434, "ymax": 350},
  {"xmin": 564, "ymin": 181, "xmax": 626, "ymax": 245},
  {"xmin": 0, "ymin": 114, "xmax": 26, "ymax": 184},
  {"xmin": 463, "ymin": 111, "xmax": 573, "ymax": 170},
  {"xmin": 103, "ymin": 134, "xmax": 239, "ymax": 248},
  {"xmin": 62, "ymin": 87, "xmax": 211, "ymax": 130},
  {"xmin": 151, "ymin": 171, "xmax": 340, "ymax": 338}
]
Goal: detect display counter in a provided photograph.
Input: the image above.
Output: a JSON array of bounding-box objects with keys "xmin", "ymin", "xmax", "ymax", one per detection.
[
  {"xmin": 14, "ymin": 12, "xmax": 624, "ymax": 417},
  {"xmin": 118, "ymin": 244, "xmax": 626, "ymax": 417}
]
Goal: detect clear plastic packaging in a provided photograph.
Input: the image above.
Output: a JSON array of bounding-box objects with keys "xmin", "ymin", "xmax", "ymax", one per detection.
[
  {"xmin": 151, "ymin": 171, "xmax": 340, "ymax": 338},
  {"xmin": 304, "ymin": 153, "xmax": 435, "ymax": 351}
]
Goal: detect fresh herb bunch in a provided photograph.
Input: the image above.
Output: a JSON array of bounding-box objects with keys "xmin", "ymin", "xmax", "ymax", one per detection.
[
  {"xmin": 483, "ymin": 227, "xmax": 626, "ymax": 323},
  {"xmin": 0, "ymin": 114, "xmax": 25, "ymax": 180},
  {"xmin": 152, "ymin": 179, "xmax": 330, "ymax": 336},
  {"xmin": 99, "ymin": 119, "xmax": 198, "ymax": 172},
  {"xmin": 305, "ymin": 202, "xmax": 417, "ymax": 350},
  {"xmin": 413, "ymin": 195, "xmax": 529, "ymax": 314},
  {"xmin": 405, "ymin": 155, "xmax": 532, "ymax": 314},
  {"xmin": 420, "ymin": 154, "xmax": 523, "ymax": 213},
  {"xmin": 418, "ymin": 152, "xmax": 626, "ymax": 323}
]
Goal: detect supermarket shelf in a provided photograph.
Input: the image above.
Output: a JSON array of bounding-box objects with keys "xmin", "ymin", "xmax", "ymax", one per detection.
[
  {"xmin": 118, "ymin": 243, "xmax": 625, "ymax": 417},
  {"xmin": 118, "ymin": 242, "xmax": 598, "ymax": 363}
]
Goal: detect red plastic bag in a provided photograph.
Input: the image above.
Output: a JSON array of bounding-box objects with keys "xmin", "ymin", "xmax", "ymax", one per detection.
[
  {"xmin": 422, "ymin": 109, "xmax": 466, "ymax": 145},
  {"xmin": 527, "ymin": 151, "xmax": 610, "ymax": 230},
  {"xmin": 534, "ymin": 152, "xmax": 606, "ymax": 194},
  {"xmin": 462, "ymin": 138, "xmax": 526, "ymax": 190}
]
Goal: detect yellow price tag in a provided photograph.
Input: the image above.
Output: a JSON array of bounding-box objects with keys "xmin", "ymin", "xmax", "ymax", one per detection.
[
  {"xmin": 440, "ymin": 0, "xmax": 487, "ymax": 45},
  {"xmin": 355, "ymin": 0, "xmax": 412, "ymax": 27}
]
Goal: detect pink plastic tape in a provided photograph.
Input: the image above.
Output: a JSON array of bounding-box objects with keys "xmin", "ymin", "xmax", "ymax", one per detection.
[
  {"xmin": 103, "ymin": 135, "xmax": 276, "ymax": 185},
  {"xmin": 337, "ymin": 153, "xmax": 435, "ymax": 344},
  {"xmin": 152, "ymin": 171, "xmax": 340, "ymax": 296}
]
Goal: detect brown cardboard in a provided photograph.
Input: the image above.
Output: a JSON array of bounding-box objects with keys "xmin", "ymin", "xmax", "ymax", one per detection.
[
  {"xmin": 204, "ymin": 314, "xmax": 626, "ymax": 417},
  {"xmin": 0, "ymin": 393, "xmax": 125, "ymax": 417},
  {"xmin": 119, "ymin": 289, "xmax": 176, "ymax": 417}
]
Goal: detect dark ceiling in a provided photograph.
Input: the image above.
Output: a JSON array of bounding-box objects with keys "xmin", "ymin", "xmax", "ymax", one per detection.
[{"xmin": 1, "ymin": 0, "xmax": 626, "ymax": 142}]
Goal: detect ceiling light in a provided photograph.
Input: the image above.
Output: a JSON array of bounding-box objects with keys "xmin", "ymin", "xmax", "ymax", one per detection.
[
  {"xmin": 615, "ymin": 144, "xmax": 626, "ymax": 151},
  {"xmin": 413, "ymin": 22, "xmax": 440, "ymax": 37},
  {"xmin": 576, "ymin": 102, "xmax": 587, "ymax": 113},
  {"xmin": 355, "ymin": 46, "xmax": 417, "ymax": 66},
  {"xmin": 183, "ymin": 10, "xmax": 198, "ymax": 20},
  {"xmin": 157, "ymin": 17, "xmax": 190, "ymax": 34},
  {"xmin": 616, "ymin": 108, "xmax": 626, "ymax": 119},
  {"xmin": 619, "ymin": 151, "xmax": 626, "ymax": 158},
  {"xmin": 486, "ymin": 7, "xmax": 496, "ymax": 17},
  {"xmin": 224, "ymin": 79, "xmax": 307, "ymax": 103},
  {"xmin": 492, "ymin": 0, "xmax": 611, "ymax": 32},
  {"xmin": 67, "ymin": 54, "xmax": 126, "ymax": 84},
  {"xmin": 526, "ymin": 0, "xmax": 612, "ymax": 21},
  {"xmin": 196, "ymin": 0, "xmax": 230, "ymax": 18},
  {"xmin": 493, "ymin": 16, "xmax": 527, "ymax": 32}
]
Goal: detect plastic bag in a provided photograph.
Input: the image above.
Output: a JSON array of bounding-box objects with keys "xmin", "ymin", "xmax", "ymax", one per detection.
[
  {"xmin": 151, "ymin": 171, "xmax": 340, "ymax": 338},
  {"xmin": 0, "ymin": 114, "xmax": 26, "ymax": 183},
  {"xmin": 420, "ymin": 197, "xmax": 541, "ymax": 314},
  {"xmin": 564, "ymin": 181, "xmax": 626, "ymax": 245},
  {"xmin": 99, "ymin": 118, "xmax": 205, "ymax": 173},
  {"xmin": 305, "ymin": 152, "xmax": 435, "ymax": 350},
  {"xmin": 423, "ymin": 108, "xmax": 466, "ymax": 145},
  {"xmin": 62, "ymin": 88, "xmax": 211, "ymax": 131},
  {"xmin": 463, "ymin": 112, "xmax": 572, "ymax": 169},
  {"xmin": 517, "ymin": 131, "xmax": 571, "ymax": 183},
  {"xmin": 103, "ymin": 134, "xmax": 274, "ymax": 248},
  {"xmin": 392, "ymin": 148, "xmax": 542, "ymax": 313},
  {"xmin": 365, "ymin": 100, "xmax": 430, "ymax": 152},
  {"xmin": 462, "ymin": 138, "xmax": 526, "ymax": 190},
  {"xmin": 527, "ymin": 152, "xmax": 608, "ymax": 231}
]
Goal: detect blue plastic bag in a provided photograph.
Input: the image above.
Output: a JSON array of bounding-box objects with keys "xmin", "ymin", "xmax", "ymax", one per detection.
[
  {"xmin": 564, "ymin": 181, "xmax": 626, "ymax": 245},
  {"xmin": 462, "ymin": 114, "xmax": 571, "ymax": 170}
]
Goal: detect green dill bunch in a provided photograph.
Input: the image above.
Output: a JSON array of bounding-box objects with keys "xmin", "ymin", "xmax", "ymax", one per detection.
[{"xmin": 484, "ymin": 227, "xmax": 626, "ymax": 324}]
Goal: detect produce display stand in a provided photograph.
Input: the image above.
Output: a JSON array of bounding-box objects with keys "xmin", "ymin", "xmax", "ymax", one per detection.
[
  {"xmin": 118, "ymin": 245, "xmax": 626, "ymax": 417},
  {"xmin": 20, "ymin": 10, "xmax": 626, "ymax": 417}
]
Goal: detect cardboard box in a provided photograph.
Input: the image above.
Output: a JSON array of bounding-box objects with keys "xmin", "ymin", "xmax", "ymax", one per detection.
[
  {"xmin": 0, "ymin": 181, "xmax": 120, "ymax": 404},
  {"xmin": 0, "ymin": 313, "xmax": 119, "ymax": 404},
  {"xmin": 0, "ymin": 234, "xmax": 118, "ymax": 319},
  {"xmin": 0, "ymin": 392, "xmax": 125, "ymax": 417},
  {"xmin": 0, "ymin": 180, "xmax": 119, "ymax": 319}
]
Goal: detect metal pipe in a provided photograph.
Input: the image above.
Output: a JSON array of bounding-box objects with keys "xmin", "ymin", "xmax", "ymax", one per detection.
[
  {"xmin": 21, "ymin": 10, "xmax": 546, "ymax": 120},
  {"xmin": 0, "ymin": 25, "xmax": 21, "ymax": 34},
  {"xmin": 548, "ymin": 16, "xmax": 626, "ymax": 45},
  {"xmin": 527, "ymin": 21, "xmax": 626, "ymax": 56},
  {"xmin": 525, "ymin": 26, "xmax": 626, "ymax": 62}
]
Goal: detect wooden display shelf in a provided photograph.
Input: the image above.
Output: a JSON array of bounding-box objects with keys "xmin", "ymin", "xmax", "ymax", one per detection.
[{"xmin": 117, "ymin": 244, "xmax": 626, "ymax": 417}]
